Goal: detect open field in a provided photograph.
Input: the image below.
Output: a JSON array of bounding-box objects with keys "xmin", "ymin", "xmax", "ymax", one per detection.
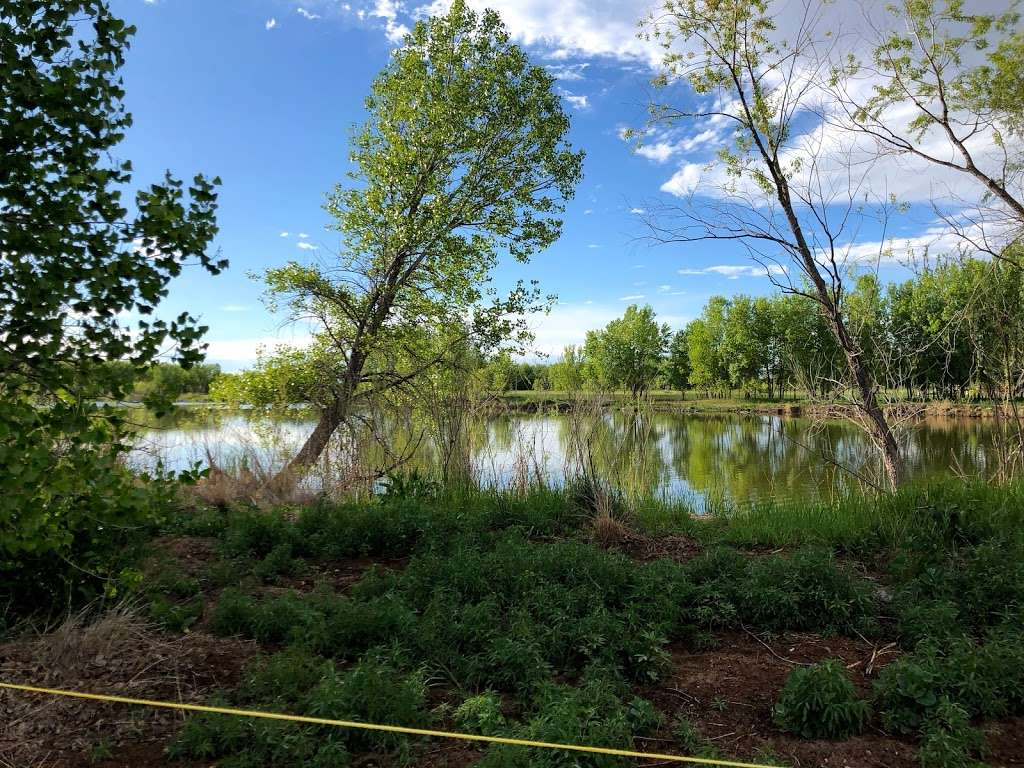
[{"xmin": 3, "ymin": 480, "xmax": 1023, "ymax": 768}]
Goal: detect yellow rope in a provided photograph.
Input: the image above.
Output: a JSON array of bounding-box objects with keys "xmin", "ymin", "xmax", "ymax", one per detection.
[{"xmin": 0, "ymin": 681, "xmax": 782, "ymax": 767}]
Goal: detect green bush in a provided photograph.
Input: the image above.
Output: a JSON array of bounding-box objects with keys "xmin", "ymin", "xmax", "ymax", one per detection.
[
  {"xmin": 171, "ymin": 651, "xmax": 425, "ymax": 765},
  {"xmin": 874, "ymin": 628, "xmax": 1024, "ymax": 734},
  {"xmin": 306, "ymin": 652, "xmax": 430, "ymax": 751},
  {"xmin": 918, "ymin": 699, "xmax": 987, "ymax": 768},
  {"xmin": 453, "ymin": 691, "xmax": 507, "ymax": 736},
  {"xmin": 478, "ymin": 678, "xmax": 661, "ymax": 768},
  {"xmin": 773, "ymin": 660, "xmax": 869, "ymax": 739}
]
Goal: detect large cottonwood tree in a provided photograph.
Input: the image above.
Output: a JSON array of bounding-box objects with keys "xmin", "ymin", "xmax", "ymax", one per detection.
[{"xmin": 266, "ymin": 0, "xmax": 583, "ymax": 484}]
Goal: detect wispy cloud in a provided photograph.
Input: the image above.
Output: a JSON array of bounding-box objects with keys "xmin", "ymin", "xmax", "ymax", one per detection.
[
  {"xmin": 296, "ymin": 241, "xmax": 318, "ymax": 251},
  {"xmin": 279, "ymin": 231, "xmax": 289, "ymax": 238},
  {"xmin": 619, "ymin": 294, "xmax": 645, "ymax": 301},
  {"xmin": 265, "ymin": 17, "xmax": 277, "ymax": 29},
  {"xmin": 678, "ymin": 264, "xmax": 787, "ymax": 279},
  {"xmin": 296, "ymin": 7, "xmax": 320, "ymax": 20},
  {"xmin": 372, "ymin": 0, "xmax": 409, "ymax": 43},
  {"xmin": 630, "ymin": 207, "xmax": 646, "ymax": 215},
  {"xmin": 560, "ymin": 92, "xmax": 589, "ymax": 110}
]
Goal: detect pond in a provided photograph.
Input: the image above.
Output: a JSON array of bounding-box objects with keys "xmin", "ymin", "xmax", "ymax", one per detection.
[{"xmin": 128, "ymin": 407, "xmax": 1003, "ymax": 509}]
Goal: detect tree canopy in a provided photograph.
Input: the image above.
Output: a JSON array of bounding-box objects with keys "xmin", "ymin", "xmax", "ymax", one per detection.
[
  {"xmin": 0, "ymin": 0, "xmax": 223, "ymax": 585},
  {"xmin": 264, "ymin": 0, "xmax": 583, "ymax": 480}
]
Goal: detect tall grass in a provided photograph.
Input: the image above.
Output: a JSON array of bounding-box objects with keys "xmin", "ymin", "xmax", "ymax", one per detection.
[{"xmin": 714, "ymin": 478, "xmax": 1024, "ymax": 552}]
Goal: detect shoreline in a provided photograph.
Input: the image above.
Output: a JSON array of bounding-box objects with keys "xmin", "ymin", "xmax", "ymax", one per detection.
[{"xmin": 495, "ymin": 391, "xmax": 1018, "ymax": 419}]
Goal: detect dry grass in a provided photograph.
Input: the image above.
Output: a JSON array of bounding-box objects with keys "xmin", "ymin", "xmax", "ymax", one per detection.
[
  {"xmin": 0, "ymin": 604, "xmax": 255, "ymax": 766},
  {"xmin": 591, "ymin": 512, "xmax": 631, "ymax": 548}
]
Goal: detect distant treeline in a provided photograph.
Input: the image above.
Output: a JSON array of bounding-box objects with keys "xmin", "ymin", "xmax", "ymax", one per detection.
[
  {"xmin": 98, "ymin": 361, "xmax": 222, "ymax": 402},
  {"xmin": 488, "ymin": 258, "xmax": 1024, "ymax": 402}
]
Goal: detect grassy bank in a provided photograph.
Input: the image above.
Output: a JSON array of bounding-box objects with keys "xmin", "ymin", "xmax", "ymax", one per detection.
[
  {"xmin": 498, "ymin": 390, "xmax": 1019, "ymax": 418},
  {"xmin": 2, "ymin": 480, "xmax": 1023, "ymax": 767}
]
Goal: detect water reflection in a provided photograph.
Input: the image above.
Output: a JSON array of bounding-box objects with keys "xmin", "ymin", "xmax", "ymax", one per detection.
[{"xmin": 129, "ymin": 408, "xmax": 1005, "ymax": 509}]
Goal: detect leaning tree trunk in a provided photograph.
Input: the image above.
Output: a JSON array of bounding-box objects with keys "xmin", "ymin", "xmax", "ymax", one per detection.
[
  {"xmin": 267, "ymin": 349, "xmax": 367, "ymax": 493},
  {"xmin": 773, "ymin": 176, "xmax": 905, "ymax": 489}
]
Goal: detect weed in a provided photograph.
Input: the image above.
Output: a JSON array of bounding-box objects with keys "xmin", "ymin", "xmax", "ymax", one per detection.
[
  {"xmin": 773, "ymin": 660, "xmax": 869, "ymax": 739},
  {"xmin": 918, "ymin": 699, "xmax": 987, "ymax": 768},
  {"xmin": 478, "ymin": 678, "xmax": 661, "ymax": 768},
  {"xmin": 874, "ymin": 627, "xmax": 1024, "ymax": 734},
  {"xmin": 672, "ymin": 718, "xmax": 719, "ymax": 758},
  {"xmin": 454, "ymin": 691, "xmax": 507, "ymax": 736}
]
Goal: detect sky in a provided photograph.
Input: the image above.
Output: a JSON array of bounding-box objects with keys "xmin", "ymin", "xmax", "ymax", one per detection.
[{"xmin": 107, "ymin": 0, "xmax": 1007, "ymax": 369}]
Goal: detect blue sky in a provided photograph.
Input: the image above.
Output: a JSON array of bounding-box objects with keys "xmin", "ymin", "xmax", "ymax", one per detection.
[{"xmin": 110, "ymin": 0, "xmax": 972, "ymax": 369}]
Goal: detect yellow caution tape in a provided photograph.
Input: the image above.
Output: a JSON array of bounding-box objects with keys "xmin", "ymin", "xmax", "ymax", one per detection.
[{"xmin": 0, "ymin": 681, "xmax": 782, "ymax": 767}]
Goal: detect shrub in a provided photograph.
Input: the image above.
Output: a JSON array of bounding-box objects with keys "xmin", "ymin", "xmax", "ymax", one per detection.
[
  {"xmin": 918, "ymin": 699, "xmax": 987, "ymax": 768},
  {"xmin": 210, "ymin": 589, "xmax": 257, "ymax": 637},
  {"xmin": 737, "ymin": 549, "xmax": 877, "ymax": 635},
  {"xmin": 874, "ymin": 628, "xmax": 1024, "ymax": 734},
  {"xmin": 306, "ymin": 652, "xmax": 430, "ymax": 751},
  {"xmin": 253, "ymin": 542, "xmax": 303, "ymax": 582},
  {"xmin": 773, "ymin": 660, "xmax": 869, "ymax": 739},
  {"xmin": 478, "ymin": 678, "xmax": 661, "ymax": 768},
  {"xmin": 454, "ymin": 692, "xmax": 507, "ymax": 736}
]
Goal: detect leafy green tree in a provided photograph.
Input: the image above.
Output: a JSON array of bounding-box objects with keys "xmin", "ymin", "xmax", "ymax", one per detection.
[
  {"xmin": 548, "ymin": 346, "xmax": 585, "ymax": 392},
  {"xmin": 663, "ymin": 328, "xmax": 691, "ymax": 391},
  {"xmin": 264, "ymin": 0, "xmax": 582, "ymax": 484},
  {"xmin": 584, "ymin": 305, "xmax": 669, "ymax": 397},
  {"xmin": 686, "ymin": 297, "xmax": 730, "ymax": 395},
  {"xmin": 0, "ymin": 0, "xmax": 224, "ymax": 591}
]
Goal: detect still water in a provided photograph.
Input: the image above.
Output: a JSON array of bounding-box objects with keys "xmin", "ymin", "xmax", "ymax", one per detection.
[{"xmin": 129, "ymin": 408, "xmax": 1002, "ymax": 509}]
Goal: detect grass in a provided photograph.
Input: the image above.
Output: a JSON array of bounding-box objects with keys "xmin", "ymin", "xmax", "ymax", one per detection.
[{"xmin": 15, "ymin": 476, "xmax": 1024, "ymax": 767}]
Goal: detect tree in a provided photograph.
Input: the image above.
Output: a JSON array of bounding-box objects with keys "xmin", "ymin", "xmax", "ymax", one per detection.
[
  {"xmin": 832, "ymin": 0, "xmax": 1024, "ymax": 259},
  {"xmin": 549, "ymin": 345, "xmax": 585, "ymax": 391},
  {"xmin": 263, "ymin": 1, "xmax": 582, "ymax": 485},
  {"xmin": 664, "ymin": 328, "xmax": 691, "ymax": 391},
  {"xmin": 1, "ymin": 1, "xmax": 223, "ymax": 585},
  {"xmin": 584, "ymin": 305, "xmax": 670, "ymax": 398},
  {"xmin": 687, "ymin": 297, "xmax": 729, "ymax": 395},
  {"xmin": 643, "ymin": 0, "xmax": 907, "ymax": 487}
]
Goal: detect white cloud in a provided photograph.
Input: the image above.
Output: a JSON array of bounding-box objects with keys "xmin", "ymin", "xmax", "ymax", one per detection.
[
  {"xmin": 657, "ymin": 284, "xmax": 672, "ymax": 292},
  {"xmin": 265, "ymin": 18, "xmax": 278, "ymax": 29},
  {"xmin": 561, "ymin": 92, "xmax": 589, "ymax": 110},
  {"xmin": 415, "ymin": 0, "xmax": 661, "ymax": 63},
  {"xmin": 678, "ymin": 264, "xmax": 787, "ymax": 279},
  {"xmin": 372, "ymin": 0, "xmax": 410, "ymax": 43},
  {"xmin": 546, "ymin": 62, "xmax": 589, "ymax": 81},
  {"xmin": 660, "ymin": 164, "xmax": 703, "ymax": 197},
  {"xmin": 523, "ymin": 303, "xmax": 619, "ymax": 357},
  {"xmin": 586, "ymin": 243, "xmax": 600, "ymax": 249},
  {"xmin": 619, "ymin": 294, "xmax": 645, "ymax": 301},
  {"xmin": 636, "ymin": 142, "xmax": 675, "ymax": 163},
  {"xmin": 584, "ymin": 209, "xmax": 593, "ymax": 215},
  {"xmin": 296, "ymin": 242, "xmax": 318, "ymax": 251},
  {"xmin": 298, "ymin": 232, "xmax": 309, "ymax": 238},
  {"xmin": 630, "ymin": 207, "xmax": 646, "ymax": 215},
  {"xmin": 297, "ymin": 7, "xmax": 321, "ymax": 20},
  {"xmin": 279, "ymin": 231, "xmax": 289, "ymax": 237},
  {"xmin": 204, "ymin": 334, "xmax": 314, "ymax": 368}
]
